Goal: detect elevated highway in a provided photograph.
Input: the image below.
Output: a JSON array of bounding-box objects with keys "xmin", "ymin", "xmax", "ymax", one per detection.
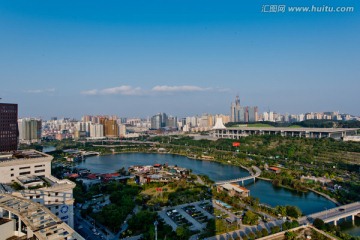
[{"xmin": 306, "ymin": 201, "xmax": 360, "ymax": 226}]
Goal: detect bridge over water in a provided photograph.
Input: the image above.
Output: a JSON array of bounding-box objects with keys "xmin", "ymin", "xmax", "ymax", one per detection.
[
  {"xmin": 306, "ymin": 201, "xmax": 360, "ymax": 226},
  {"xmin": 215, "ymin": 166, "xmax": 261, "ymax": 185}
]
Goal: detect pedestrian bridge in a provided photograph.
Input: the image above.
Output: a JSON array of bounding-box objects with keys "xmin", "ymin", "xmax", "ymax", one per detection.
[
  {"xmin": 307, "ymin": 201, "xmax": 360, "ymax": 226},
  {"xmin": 215, "ymin": 166, "xmax": 261, "ymax": 185}
]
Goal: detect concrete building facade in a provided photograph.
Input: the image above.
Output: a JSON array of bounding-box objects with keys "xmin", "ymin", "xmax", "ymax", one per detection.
[{"xmin": 0, "ymin": 151, "xmax": 76, "ymax": 228}]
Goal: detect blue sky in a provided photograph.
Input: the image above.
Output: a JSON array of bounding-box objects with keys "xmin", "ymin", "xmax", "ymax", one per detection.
[{"xmin": 0, "ymin": 0, "xmax": 359, "ymax": 119}]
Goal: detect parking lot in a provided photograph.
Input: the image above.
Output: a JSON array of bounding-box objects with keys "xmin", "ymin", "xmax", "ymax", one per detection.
[
  {"xmin": 158, "ymin": 200, "xmax": 215, "ymax": 231},
  {"xmin": 166, "ymin": 209, "xmax": 192, "ymax": 227},
  {"xmin": 183, "ymin": 205, "xmax": 208, "ymax": 223}
]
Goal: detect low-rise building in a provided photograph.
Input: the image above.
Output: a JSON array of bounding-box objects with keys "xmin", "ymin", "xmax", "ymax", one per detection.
[
  {"xmin": 217, "ymin": 183, "xmax": 250, "ymax": 198},
  {"xmin": 0, "ymin": 193, "xmax": 83, "ymax": 239},
  {"xmin": 268, "ymin": 166, "xmax": 281, "ymax": 174},
  {"xmin": 0, "ymin": 150, "xmax": 76, "ymax": 228},
  {"xmin": 130, "ymin": 164, "xmax": 190, "ymax": 184},
  {"xmin": 0, "ymin": 151, "xmax": 51, "ymax": 182}
]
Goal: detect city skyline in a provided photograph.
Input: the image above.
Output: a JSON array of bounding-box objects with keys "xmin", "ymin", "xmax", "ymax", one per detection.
[{"xmin": 1, "ymin": 0, "xmax": 359, "ymax": 118}]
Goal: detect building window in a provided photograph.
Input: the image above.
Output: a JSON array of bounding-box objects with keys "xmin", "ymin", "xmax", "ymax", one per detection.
[
  {"xmin": 35, "ymin": 169, "xmax": 45, "ymax": 173},
  {"xmin": 10, "ymin": 174, "xmax": 14, "ymax": 177},
  {"xmin": 19, "ymin": 166, "xmax": 30, "ymax": 170},
  {"xmin": 19, "ymin": 171, "xmax": 31, "ymax": 175}
]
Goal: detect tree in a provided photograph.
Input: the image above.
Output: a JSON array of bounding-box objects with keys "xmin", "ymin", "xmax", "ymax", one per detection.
[
  {"xmin": 255, "ymin": 230, "xmax": 262, "ymax": 238},
  {"xmin": 286, "ymin": 206, "xmax": 302, "ymax": 218},
  {"xmin": 276, "ymin": 205, "xmax": 287, "ymax": 216},
  {"xmin": 247, "ymin": 232, "xmax": 255, "ymax": 240},
  {"xmin": 271, "ymin": 226, "xmax": 280, "ymax": 234},
  {"xmin": 313, "ymin": 218, "xmax": 325, "ymax": 230},
  {"xmin": 117, "ymin": 167, "xmax": 127, "ymax": 175},
  {"xmin": 284, "ymin": 231, "xmax": 296, "ymax": 240},
  {"xmin": 242, "ymin": 210, "xmax": 258, "ymax": 225},
  {"xmin": 261, "ymin": 228, "xmax": 268, "ymax": 237},
  {"xmin": 282, "ymin": 222, "xmax": 289, "ymax": 231},
  {"xmin": 176, "ymin": 226, "xmax": 190, "ymax": 240},
  {"xmin": 128, "ymin": 211, "xmax": 157, "ymax": 233},
  {"xmin": 291, "ymin": 220, "xmax": 299, "ymax": 228}
]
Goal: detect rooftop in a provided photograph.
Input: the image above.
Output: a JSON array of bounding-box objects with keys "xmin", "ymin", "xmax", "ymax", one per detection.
[
  {"xmin": 221, "ymin": 183, "xmax": 249, "ymax": 193},
  {"xmin": 0, "ymin": 217, "xmax": 12, "ymax": 225},
  {"xmin": 0, "ymin": 193, "xmax": 82, "ymax": 240},
  {"xmin": 0, "ymin": 150, "xmax": 52, "ymax": 163}
]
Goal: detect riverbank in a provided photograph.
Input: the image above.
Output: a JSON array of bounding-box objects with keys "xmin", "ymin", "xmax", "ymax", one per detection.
[
  {"xmin": 92, "ymin": 150, "xmax": 340, "ymax": 207},
  {"xmin": 307, "ymin": 188, "xmax": 341, "ymax": 206},
  {"xmin": 257, "ymin": 177, "xmax": 340, "ymax": 206}
]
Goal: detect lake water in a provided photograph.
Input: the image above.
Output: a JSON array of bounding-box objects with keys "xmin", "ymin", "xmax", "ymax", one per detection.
[
  {"xmin": 76, "ymin": 153, "xmax": 358, "ymax": 235},
  {"xmin": 43, "ymin": 146, "xmax": 56, "ymax": 153}
]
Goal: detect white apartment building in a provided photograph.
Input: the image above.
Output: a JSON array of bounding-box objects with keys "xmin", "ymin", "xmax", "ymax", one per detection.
[
  {"xmin": 89, "ymin": 123, "xmax": 104, "ymax": 139},
  {"xmin": 119, "ymin": 124, "xmax": 126, "ymax": 138},
  {"xmin": 18, "ymin": 118, "xmax": 42, "ymax": 144},
  {"xmin": 0, "ymin": 151, "xmax": 76, "ymax": 228}
]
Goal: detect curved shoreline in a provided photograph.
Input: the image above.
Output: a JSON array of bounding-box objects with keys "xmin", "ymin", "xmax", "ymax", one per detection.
[
  {"xmin": 256, "ymin": 177, "xmax": 340, "ymax": 206},
  {"xmin": 306, "ymin": 188, "xmax": 341, "ymax": 206},
  {"xmin": 92, "ymin": 150, "xmax": 340, "ymax": 206}
]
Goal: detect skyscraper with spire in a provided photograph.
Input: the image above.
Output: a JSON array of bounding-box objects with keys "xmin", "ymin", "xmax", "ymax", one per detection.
[
  {"xmin": 230, "ymin": 95, "xmax": 241, "ymax": 122},
  {"xmin": 230, "ymin": 96, "xmax": 258, "ymax": 122}
]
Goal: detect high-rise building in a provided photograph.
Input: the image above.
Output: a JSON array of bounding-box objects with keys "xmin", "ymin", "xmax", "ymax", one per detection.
[
  {"xmin": 248, "ymin": 106, "xmax": 258, "ymax": 122},
  {"xmin": 90, "ymin": 123, "xmax": 104, "ymax": 139},
  {"xmin": 150, "ymin": 113, "xmax": 168, "ymax": 129},
  {"xmin": 151, "ymin": 114, "xmax": 161, "ymax": 129},
  {"xmin": 119, "ymin": 124, "xmax": 126, "ymax": 137},
  {"xmin": 104, "ymin": 119, "xmax": 119, "ymax": 138},
  {"xmin": 230, "ymin": 96, "xmax": 258, "ymax": 122},
  {"xmin": 166, "ymin": 116, "xmax": 177, "ymax": 129},
  {"xmin": 239, "ymin": 107, "xmax": 246, "ymax": 122},
  {"xmin": 18, "ymin": 118, "xmax": 42, "ymax": 144},
  {"xmin": 0, "ymin": 103, "xmax": 18, "ymax": 151},
  {"xmin": 230, "ymin": 95, "xmax": 241, "ymax": 122}
]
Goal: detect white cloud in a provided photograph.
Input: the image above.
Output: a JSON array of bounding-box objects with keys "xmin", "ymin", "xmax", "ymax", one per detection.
[
  {"xmin": 81, "ymin": 85, "xmax": 143, "ymax": 96},
  {"xmin": 81, "ymin": 84, "xmax": 226, "ymax": 96},
  {"xmin": 25, "ymin": 88, "xmax": 55, "ymax": 93},
  {"xmin": 152, "ymin": 85, "xmax": 211, "ymax": 92},
  {"xmin": 101, "ymin": 86, "xmax": 143, "ymax": 95},
  {"xmin": 81, "ymin": 89, "xmax": 98, "ymax": 95}
]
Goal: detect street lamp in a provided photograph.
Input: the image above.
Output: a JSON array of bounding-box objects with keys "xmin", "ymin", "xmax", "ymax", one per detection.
[
  {"xmin": 324, "ymin": 207, "xmax": 327, "ymax": 218},
  {"xmin": 154, "ymin": 220, "xmax": 158, "ymax": 240}
]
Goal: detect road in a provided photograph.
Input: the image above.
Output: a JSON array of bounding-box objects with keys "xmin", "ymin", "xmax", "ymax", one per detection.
[{"xmin": 74, "ymin": 209, "xmax": 112, "ymax": 240}]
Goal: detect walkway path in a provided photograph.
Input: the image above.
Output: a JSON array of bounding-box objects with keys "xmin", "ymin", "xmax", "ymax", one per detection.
[{"xmin": 215, "ymin": 166, "xmax": 261, "ymax": 185}]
